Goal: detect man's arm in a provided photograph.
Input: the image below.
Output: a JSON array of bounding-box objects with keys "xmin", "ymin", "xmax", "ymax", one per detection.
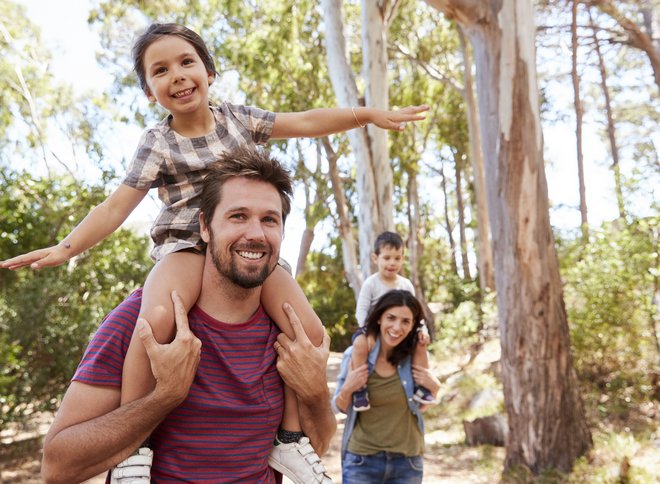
[
  {"xmin": 274, "ymin": 303, "xmax": 337, "ymax": 456},
  {"xmin": 42, "ymin": 292, "xmax": 201, "ymax": 484}
]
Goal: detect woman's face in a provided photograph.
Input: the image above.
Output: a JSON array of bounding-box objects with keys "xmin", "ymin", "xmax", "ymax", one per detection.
[{"xmin": 378, "ymin": 305, "xmax": 415, "ymax": 351}]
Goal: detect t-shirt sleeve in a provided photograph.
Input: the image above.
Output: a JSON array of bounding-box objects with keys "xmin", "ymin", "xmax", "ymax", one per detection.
[
  {"xmin": 73, "ymin": 290, "xmax": 142, "ymax": 386},
  {"xmin": 224, "ymin": 102, "xmax": 275, "ymax": 145},
  {"xmin": 355, "ymin": 278, "xmax": 374, "ymax": 327},
  {"xmin": 122, "ymin": 129, "xmax": 164, "ymax": 190}
]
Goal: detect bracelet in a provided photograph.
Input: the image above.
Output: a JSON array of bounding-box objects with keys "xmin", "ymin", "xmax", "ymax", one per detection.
[{"xmin": 351, "ymin": 106, "xmax": 365, "ymax": 128}]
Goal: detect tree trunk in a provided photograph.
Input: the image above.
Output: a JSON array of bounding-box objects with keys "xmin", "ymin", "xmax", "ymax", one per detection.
[
  {"xmin": 424, "ymin": 0, "xmax": 593, "ymax": 473},
  {"xmin": 321, "ymin": 137, "xmax": 362, "ymax": 300},
  {"xmin": 439, "ymin": 160, "xmax": 459, "ymax": 276},
  {"xmin": 406, "ymin": 165, "xmax": 437, "ymax": 338},
  {"xmin": 589, "ymin": 9, "xmax": 626, "ymax": 220},
  {"xmin": 572, "ymin": 0, "xmax": 589, "ymax": 242},
  {"xmin": 322, "ymin": 0, "xmax": 394, "ymax": 279},
  {"xmin": 458, "ymin": 26, "xmax": 495, "ymax": 291},
  {"xmin": 454, "ymin": 150, "xmax": 471, "ymax": 280}
]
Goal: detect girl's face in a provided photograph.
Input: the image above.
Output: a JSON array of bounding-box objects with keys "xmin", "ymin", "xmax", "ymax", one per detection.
[
  {"xmin": 378, "ymin": 305, "xmax": 414, "ymax": 351},
  {"xmin": 143, "ymin": 35, "xmax": 214, "ymax": 119}
]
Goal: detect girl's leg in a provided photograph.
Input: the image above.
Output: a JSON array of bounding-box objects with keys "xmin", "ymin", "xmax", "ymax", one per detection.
[
  {"xmin": 260, "ymin": 264, "xmax": 324, "ymax": 346},
  {"xmin": 263, "ymin": 266, "xmax": 332, "ymax": 483},
  {"xmin": 120, "ymin": 251, "xmax": 204, "ymax": 405}
]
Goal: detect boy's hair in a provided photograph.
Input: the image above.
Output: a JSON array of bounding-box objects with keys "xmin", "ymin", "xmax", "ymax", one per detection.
[
  {"xmin": 364, "ymin": 289, "xmax": 422, "ymax": 366},
  {"xmin": 200, "ymin": 146, "xmax": 293, "ymax": 226},
  {"xmin": 132, "ymin": 23, "xmax": 218, "ymax": 93},
  {"xmin": 374, "ymin": 231, "xmax": 404, "ymax": 255}
]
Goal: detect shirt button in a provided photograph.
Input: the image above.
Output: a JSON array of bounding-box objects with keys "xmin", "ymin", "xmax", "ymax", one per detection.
[{"xmin": 402, "ymin": 380, "xmax": 407, "ymax": 385}]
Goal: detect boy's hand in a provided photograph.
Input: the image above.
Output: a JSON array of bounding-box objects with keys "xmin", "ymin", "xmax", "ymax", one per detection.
[
  {"xmin": 0, "ymin": 244, "xmax": 71, "ymax": 270},
  {"xmin": 371, "ymin": 105, "xmax": 429, "ymax": 131}
]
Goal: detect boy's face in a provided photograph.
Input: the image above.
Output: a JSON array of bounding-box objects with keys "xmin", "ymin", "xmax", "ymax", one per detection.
[{"xmin": 372, "ymin": 244, "xmax": 404, "ymax": 281}]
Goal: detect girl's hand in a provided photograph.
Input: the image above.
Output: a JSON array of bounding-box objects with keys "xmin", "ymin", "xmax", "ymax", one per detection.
[
  {"xmin": 417, "ymin": 331, "xmax": 430, "ymax": 346},
  {"xmin": 371, "ymin": 105, "xmax": 429, "ymax": 131},
  {"xmin": 0, "ymin": 244, "xmax": 71, "ymax": 270}
]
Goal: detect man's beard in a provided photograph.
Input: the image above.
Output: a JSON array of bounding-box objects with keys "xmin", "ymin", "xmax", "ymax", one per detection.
[{"xmin": 208, "ymin": 236, "xmax": 274, "ymax": 289}]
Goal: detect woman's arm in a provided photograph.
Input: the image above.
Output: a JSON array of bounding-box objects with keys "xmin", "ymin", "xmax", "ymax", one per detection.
[
  {"xmin": 1, "ymin": 184, "xmax": 148, "ymax": 270},
  {"xmin": 271, "ymin": 105, "xmax": 428, "ymax": 139},
  {"xmin": 412, "ymin": 364, "xmax": 441, "ymax": 412}
]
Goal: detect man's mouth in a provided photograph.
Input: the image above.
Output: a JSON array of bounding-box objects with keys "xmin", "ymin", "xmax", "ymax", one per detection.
[
  {"xmin": 237, "ymin": 250, "xmax": 265, "ymax": 260},
  {"xmin": 172, "ymin": 88, "xmax": 194, "ymax": 98}
]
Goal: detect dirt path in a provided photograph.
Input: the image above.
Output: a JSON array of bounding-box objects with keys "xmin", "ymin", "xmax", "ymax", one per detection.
[{"xmin": 1, "ymin": 352, "xmax": 500, "ymax": 483}]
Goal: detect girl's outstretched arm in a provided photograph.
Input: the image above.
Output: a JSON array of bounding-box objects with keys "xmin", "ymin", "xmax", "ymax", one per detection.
[
  {"xmin": 1, "ymin": 184, "xmax": 148, "ymax": 270},
  {"xmin": 270, "ymin": 105, "xmax": 429, "ymax": 139}
]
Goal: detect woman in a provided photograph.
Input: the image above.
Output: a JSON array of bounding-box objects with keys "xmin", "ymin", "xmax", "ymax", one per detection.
[{"xmin": 333, "ymin": 290, "xmax": 440, "ymax": 483}]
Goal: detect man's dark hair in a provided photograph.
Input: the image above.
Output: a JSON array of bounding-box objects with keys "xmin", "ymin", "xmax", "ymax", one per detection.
[
  {"xmin": 132, "ymin": 23, "xmax": 218, "ymax": 93},
  {"xmin": 374, "ymin": 231, "xmax": 404, "ymax": 255},
  {"xmin": 200, "ymin": 146, "xmax": 293, "ymax": 226}
]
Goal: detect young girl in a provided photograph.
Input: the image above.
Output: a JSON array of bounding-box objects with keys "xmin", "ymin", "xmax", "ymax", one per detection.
[{"xmin": 1, "ymin": 23, "xmax": 427, "ymax": 484}]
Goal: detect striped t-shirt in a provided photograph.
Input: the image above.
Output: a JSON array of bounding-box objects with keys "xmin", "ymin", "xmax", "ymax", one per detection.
[{"xmin": 74, "ymin": 289, "xmax": 284, "ymax": 482}]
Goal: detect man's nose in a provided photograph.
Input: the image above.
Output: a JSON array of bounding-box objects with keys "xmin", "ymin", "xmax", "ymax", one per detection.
[{"xmin": 244, "ymin": 218, "xmax": 266, "ymax": 240}]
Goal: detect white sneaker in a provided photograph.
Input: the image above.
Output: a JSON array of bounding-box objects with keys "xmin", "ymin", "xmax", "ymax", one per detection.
[
  {"xmin": 268, "ymin": 437, "xmax": 333, "ymax": 484},
  {"xmin": 110, "ymin": 447, "xmax": 153, "ymax": 483}
]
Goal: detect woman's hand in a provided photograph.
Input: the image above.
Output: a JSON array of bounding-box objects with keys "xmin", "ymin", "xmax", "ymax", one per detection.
[
  {"xmin": 412, "ymin": 365, "xmax": 441, "ymax": 411},
  {"xmin": 336, "ymin": 363, "xmax": 369, "ymax": 413}
]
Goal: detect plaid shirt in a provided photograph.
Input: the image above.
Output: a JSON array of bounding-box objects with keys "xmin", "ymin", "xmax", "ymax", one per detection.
[{"xmin": 122, "ymin": 102, "xmax": 275, "ymax": 260}]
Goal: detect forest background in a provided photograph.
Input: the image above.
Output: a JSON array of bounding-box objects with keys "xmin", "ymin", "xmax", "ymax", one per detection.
[{"xmin": 0, "ymin": 0, "xmax": 658, "ymax": 481}]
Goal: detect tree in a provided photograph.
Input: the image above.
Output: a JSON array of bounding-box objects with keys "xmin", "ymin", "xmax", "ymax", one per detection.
[
  {"xmin": 424, "ymin": 0, "xmax": 593, "ymax": 474},
  {"xmin": 321, "ymin": 0, "xmax": 396, "ymax": 280}
]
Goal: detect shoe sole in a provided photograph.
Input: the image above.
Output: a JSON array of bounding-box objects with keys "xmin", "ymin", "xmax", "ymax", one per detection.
[
  {"xmin": 269, "ymin": 457, "xmax": 308, "ymax": 484},
  {"xmin": 352, "ymin": 404, "xmax": 370, "ymax": 412}
]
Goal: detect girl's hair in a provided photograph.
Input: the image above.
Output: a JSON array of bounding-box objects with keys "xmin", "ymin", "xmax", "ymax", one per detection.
[
  {"xmin": 132, "ymin": 23, "xmax": 218, "ymax": 93},
  {"xmin": 364, "ymin": 290, "xmax": 423, "ymax": 366}
]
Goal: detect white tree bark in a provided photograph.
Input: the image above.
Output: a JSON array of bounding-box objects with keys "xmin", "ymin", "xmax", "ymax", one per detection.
[
  {"xmin": 424, "ymin": 0, "xmax": 592, "ymax": 473},
  {"xmin": 321, "ymin": 0, "xmax": 394, "ymax": 279}
]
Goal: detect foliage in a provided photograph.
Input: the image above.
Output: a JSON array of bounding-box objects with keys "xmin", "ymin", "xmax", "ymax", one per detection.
[
  {"xmin": 0, "ymin": 170, "xmax": 151, "ymax": 424},
  {"xmin": 558, "ymin": 216, "xmax": 659, "ymax": 417},
  {"xmin": 296, "ymin": 242, "xmax": 356, "ymax": 351}
]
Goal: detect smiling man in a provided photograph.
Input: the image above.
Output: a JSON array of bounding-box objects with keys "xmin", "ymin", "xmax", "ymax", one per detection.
[{"xmin": 41, "ymin": 147, "xmax": 336, "ymax": 483}]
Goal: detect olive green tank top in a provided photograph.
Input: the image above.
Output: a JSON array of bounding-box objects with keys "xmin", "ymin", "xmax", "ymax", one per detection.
[{"xmin": 347, "ymin": 371, "xmax": 424, "ymax": 456}]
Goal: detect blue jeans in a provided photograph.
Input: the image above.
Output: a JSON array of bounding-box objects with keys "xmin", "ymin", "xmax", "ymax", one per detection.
[{"xmin": 342, "ymin": 451, "xmax": 423, "ymax": 483}]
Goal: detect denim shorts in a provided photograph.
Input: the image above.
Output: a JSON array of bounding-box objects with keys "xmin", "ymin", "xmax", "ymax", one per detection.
[{"xmin": 342, "ymin": 450, "xmax": 423, "ymax": 483}]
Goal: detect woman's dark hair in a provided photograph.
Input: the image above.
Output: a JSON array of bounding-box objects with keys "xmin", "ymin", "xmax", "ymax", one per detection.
[
  {"xmin": 132, "ymin": 23, "xmax": 218, "ymax": 93},
  {"xmin": 364, "ymin": 290, "xmax": 423, "ymax": 366}
]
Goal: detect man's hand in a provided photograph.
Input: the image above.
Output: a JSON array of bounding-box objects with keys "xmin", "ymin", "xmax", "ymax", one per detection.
[
  {"xmin": 274, "ymin": 303, "xmax": 331, "ymax": 403},
  {"xmin": 273, "ymin": 303, "xmax": 336, "ymax": 454},
  {"xmin": 139, "ymin": 290, "xmax": 202, "ymax": 407}
]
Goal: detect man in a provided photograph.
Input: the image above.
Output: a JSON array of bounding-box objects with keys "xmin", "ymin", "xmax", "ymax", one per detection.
[{"xmin": 41, "ymin": 147, "xmax": 336, "ymax": 483}]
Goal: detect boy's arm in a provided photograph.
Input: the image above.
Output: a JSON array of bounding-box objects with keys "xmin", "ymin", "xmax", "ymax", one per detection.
[
  {"xmin": 355, "ymin": 278, "xmax": 373, "ymax": 327},
  {"xmin": 270, "ymin": 105, "xmax": 428, "ymax": 139},
  {"xmin": 1, "ymin": 184, "xmax": 148, "ymax": 270}
]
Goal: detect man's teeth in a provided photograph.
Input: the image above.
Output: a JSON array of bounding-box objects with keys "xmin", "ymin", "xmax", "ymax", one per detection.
[{"xmin": 238, "ymin": 250, "xmax": 263, "ymax": 260}]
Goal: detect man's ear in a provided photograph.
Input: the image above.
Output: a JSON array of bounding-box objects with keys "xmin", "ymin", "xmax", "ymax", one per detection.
[
  {"xmin": 371, "ymin": 253, "xmax": 378, "ymax": 265},
  {"xmin": 200, "ymin": 213, "xmax": 210, "ymax": 243}
]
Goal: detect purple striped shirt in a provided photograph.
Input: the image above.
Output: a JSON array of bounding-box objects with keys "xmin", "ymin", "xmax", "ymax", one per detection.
[{"xmin": 74, "ymin": 289, "xmax": 284, "ymax": 482}]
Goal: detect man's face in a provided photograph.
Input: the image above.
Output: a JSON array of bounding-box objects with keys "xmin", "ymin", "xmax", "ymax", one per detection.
[{"xmin": 201, "ymin": 177, "xmax": 283, "ymax": 289}]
